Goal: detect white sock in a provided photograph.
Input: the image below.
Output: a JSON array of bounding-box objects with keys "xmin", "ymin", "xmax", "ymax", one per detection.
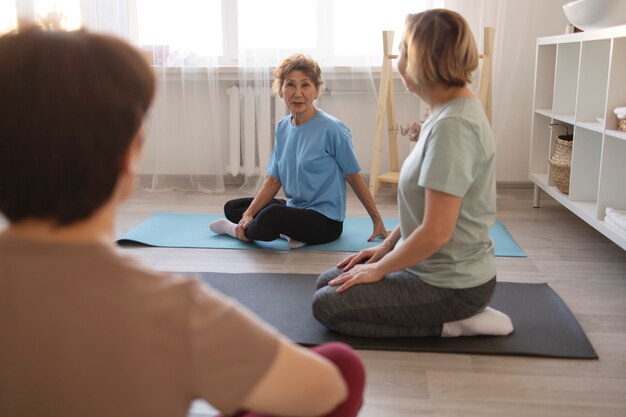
[
  {"xmin": 279, "ymin": 233, "xmax": 305, "ymax": 249},
  {"xmin": 287, "ymin": 238, "xmax": 306, "ymax": 249},
  {"xmin": 441, "ymin": 307, "xmax": 514, "ymax": 337},
  {"xmin": 278, "ymin": 235, "xmax": 306, "ymax": 249},
  {"xmin": 209, "ymin": 218, "xmax": 237, "ymax": 238}
]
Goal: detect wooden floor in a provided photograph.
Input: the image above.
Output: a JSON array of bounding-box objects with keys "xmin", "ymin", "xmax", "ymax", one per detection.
[{"xmin": 115, "ymin": 185, "xmax": 624, "ymax": 416}]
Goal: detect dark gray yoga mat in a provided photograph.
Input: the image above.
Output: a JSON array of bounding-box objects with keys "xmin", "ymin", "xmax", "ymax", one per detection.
[{"xmin": 193, "ymin": 272, "xmax": 597, "ymax": 359}]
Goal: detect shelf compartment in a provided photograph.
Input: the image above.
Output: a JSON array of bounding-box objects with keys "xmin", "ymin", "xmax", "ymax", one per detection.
[
  {"xmin": 576, "ymin": 40, "xmax": 611, "ymax": 123},
  {"xmin": 553, "ymin": 43, "xmax": 580, "ymax": 116},
  {"xmin": 598, "ymin": 135, "xmax": 626, "ymax": 218},
  {"xmin": 569, "ymin": 128, "xmax": 602, "ymax": 202},
  {"xmin": 606, "ymin": 37, "xmax": 626, "ymax": 136},
  {"xmin": 529, "ymin": 113, "xmax": 552, "ymax": 175},
  {"xmin": 546, "ymin": 120, "xmax": 574, "ymax": 191}
]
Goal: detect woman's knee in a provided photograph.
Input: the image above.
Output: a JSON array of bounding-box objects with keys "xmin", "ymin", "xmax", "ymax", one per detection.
[
  {"xmin": 251, "ymin": 204, "xmax": 284, "ymax": 229},
  {"xmin": 223, "ymin": 198, "xmax": 250, "ymax": 223},
  {"xmin": 312, "ymin": 286, "xmax": 341, "ymax": 328},
  {"xmin": 316, "ymin": 267, "xmax": 342, "ymax": 290},
  {"xmin": 313, "ymin": 268, "xmax": 357, "ymax": 328}
]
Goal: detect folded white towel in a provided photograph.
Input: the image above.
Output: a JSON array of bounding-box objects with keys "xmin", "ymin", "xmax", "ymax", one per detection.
[
  {"xmin": 614, "ymin": 106, "xmax": 626, "ymax": 119},
  {"xmin": 605, "ymin": 207, "xmax": 626, "ymax": 231}
]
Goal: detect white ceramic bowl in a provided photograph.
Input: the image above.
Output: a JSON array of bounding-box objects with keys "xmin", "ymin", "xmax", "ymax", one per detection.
[{"xmin": 563, "ymin": 0, "xmax": 626, "ymax": 31}]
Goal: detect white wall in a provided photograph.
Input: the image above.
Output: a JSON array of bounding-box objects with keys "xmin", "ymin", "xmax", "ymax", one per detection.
[
  {"xmin": 435, "ymin": 0, "xmax": 569, "ymax": 182},
  {"xmin": 140, "ymin": 0, "xmax": 570, "ymax": 183}
]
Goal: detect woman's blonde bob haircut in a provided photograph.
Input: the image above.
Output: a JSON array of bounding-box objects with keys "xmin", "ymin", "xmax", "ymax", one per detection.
[
  {"xmin": 272, "ymin": 53, "xmax": 324, "ymax": 95},
  {"xmin": 403, "ymin": 9, "xmax": 478, "ymax": 88}
]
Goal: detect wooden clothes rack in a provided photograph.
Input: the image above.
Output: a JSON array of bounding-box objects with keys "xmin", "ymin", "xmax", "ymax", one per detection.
[{"xmin": 368, "ymin": 27, "xmax": 495, "ymax": 199}]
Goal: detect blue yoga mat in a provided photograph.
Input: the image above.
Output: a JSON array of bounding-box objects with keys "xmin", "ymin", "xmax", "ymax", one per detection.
[{"xmin": 117, "ymin": 212, "xmax": 525, "ymax": 256}]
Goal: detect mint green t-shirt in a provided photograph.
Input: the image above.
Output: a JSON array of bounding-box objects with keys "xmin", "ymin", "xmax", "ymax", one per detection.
[{"xmin": 397, "ymin": 98, "xmax": 496, "ymax": 289}]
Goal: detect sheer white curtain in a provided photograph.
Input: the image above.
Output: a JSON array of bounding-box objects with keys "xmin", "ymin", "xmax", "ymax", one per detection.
[
  {"xmin": 7, "ymin": 0, "xmax": 536, "ymax": 191},
  {"xmin": 132, "ymin": 0, "xmax": 226, "ymax": 192}
]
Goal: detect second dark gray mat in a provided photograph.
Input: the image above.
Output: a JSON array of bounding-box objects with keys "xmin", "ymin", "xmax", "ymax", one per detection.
[{"xmin": 192, "ymin": 272, "xmax": 597, "ymax": 359}]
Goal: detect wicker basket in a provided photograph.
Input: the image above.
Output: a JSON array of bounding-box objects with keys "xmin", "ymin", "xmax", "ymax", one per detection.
[
  {"xmin": 549, "ymin": 138, "xmax": 573, "ymax": 194},
  {"xmin": 618, "ymin": 117, "xmax": 626, "ymax": 132}
]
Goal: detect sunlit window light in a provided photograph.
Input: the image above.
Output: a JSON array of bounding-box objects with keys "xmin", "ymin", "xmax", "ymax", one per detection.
[
  {"xmin": 237, "ymin": 0, "xmax": 316, "ymax": 50},
  {"xmin": 334, "ymin": 0, "xmax": 443, "ymax": 57},
  {"xmin": 136, "ymin": 0, "xmax": 222, "ymax": 65},
  {"xmin": 35, "ymin": 0, "xmax": 81, "ymax": 30},
  {"xmin": 0, "ymin": 1, "xmax": 17, "ymax": 34}
]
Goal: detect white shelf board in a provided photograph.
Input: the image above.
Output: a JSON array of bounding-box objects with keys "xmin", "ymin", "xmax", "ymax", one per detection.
[
  {"xmin": 576, "ymin": 121, "xmax": 604, "ymax": 134},
  {"xmin": 606, "ymin": 129, "xmax": 626, "ymax": 141},
  {"xmin": 535, "ymin": 108, "xmax": 553, "ymax": 117},
  {"xmin": 553, "ymin": 114, "xmax": 575, "ymax": 125},
  {"xmin": 530, "ymin": 172, "xmax": 626, "ymax": 250},
  {"xmin": 538, "ymin": 25, "xmax": 626, "ymax": 45}
]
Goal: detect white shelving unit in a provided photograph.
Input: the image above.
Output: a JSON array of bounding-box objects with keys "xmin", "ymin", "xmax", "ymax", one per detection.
[{"xmin": 529, "ymin": 25, "xmax": 626, "ymax": 250}]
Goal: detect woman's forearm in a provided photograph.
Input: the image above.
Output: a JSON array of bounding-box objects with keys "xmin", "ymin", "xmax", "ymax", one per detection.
[
  {"xmin": 345, "ymin": 173, "xmax": 383, "ymax": 222},
  {"xmin": 375, "ymin": 188, "xmax": 462, "ymax": 275},
  {"xmin": 375, "ymin": 225, "xmax": 442, "ymax": 275},
  {"xmin": 382, "ymin": 225, "xmax": 402, "ymax": 250},
  {"xmin": 243, "ymin": 176, "xmax": 282, "ymax": 218}
]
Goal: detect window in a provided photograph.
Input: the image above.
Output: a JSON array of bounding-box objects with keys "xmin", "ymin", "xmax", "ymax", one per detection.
[
  {"xmin": 136, "ymin": 0, "xmax": 222, "ymax": 66},
  {"xmin": 0, "ymin": 0, "xmax": 17, "ymax": 33},
  {"xmin": 333, "ymin": 0, "xmax": 442, "ymax": 57},
  {"xmin": 35, "ymin": 0, "xmax": 81, "ymax": 30},
  {"xmin": 3, "ymin": 0, "xmax": 442, "ymax": 66},
  {"xmin": 237, "ymin": 0, "xmax": 317, "ymax": 49}
]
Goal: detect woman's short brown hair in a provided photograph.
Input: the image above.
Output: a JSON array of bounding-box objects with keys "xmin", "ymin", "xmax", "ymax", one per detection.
[
  {"xmin": 272, "ymin": 53, "xmax": 324, "ymax": 95},
  {"xmin": 0, "ymin": 27, "xmax": 155, "ymax": 225},
  {"xmin": 403, "ymin": 9, "xmax": 478, "ymax": 88}
]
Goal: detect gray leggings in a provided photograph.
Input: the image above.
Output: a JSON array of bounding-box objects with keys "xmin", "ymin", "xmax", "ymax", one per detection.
[{"xmin": 312, "ymin": 268, "xmax": 496, "ymax": 338}]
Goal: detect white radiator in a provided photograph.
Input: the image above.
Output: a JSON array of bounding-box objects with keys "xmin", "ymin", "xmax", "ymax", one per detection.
[{"xmin": 226, "ymin": 85, "xmax": 279, "ymax": 177}]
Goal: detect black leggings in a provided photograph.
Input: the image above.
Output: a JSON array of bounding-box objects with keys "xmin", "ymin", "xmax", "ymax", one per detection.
[{"xmin": 224, "ymin": 198, "xmax": 343, "ymax": 244}]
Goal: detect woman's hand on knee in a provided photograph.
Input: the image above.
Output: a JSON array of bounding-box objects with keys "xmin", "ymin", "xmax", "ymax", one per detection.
[
  {"xmin": 338, "ymin": 245, "xmax": 390, "ymax": 272},
  {"xmin": 329, "ymin": 263, "xmax": 385, "ymax": 293}
]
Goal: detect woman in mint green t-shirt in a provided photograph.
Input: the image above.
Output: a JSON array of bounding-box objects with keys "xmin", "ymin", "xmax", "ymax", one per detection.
[{"xmin": 313, "ymin": 9, "xmax": 514, "ymax": 338}]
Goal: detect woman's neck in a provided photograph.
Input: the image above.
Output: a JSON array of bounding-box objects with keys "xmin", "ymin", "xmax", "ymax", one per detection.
[
  {"xmin": 421, "ymin": 85, "xmax": 474, "ymax": 111},
  {"xmin": 291, "ymin": 107, "xmax": 318, "ymax": 126}
]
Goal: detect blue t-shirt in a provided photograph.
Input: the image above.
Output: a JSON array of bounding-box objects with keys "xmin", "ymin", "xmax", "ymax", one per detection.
[{"xmin": 267, "ymin": 109, "xmax": 361, "ymax": 221}]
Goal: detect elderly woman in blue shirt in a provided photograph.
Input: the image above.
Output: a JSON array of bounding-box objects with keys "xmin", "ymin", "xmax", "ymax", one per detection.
[{"xmin": 210, "ymin": 54, "xmax": 388, "ymax": 248}]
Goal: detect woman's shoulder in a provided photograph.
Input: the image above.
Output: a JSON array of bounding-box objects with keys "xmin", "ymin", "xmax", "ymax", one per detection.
[
  {"xmin": 316, "ymin": 109, "xmax": 344, "ymax": 125},
  {"xmin": 315, "ymin": 110, "xmax": 351, "ymax": 135}
]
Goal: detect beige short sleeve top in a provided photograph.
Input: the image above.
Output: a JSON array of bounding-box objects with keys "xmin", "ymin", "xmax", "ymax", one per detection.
[{"xmin": 0, "ymin": 235, "xmax": 280, "ymax": 417}]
